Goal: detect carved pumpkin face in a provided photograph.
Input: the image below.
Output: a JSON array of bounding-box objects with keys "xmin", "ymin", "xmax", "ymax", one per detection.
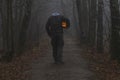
[{"xmin": 62, "ymin": 21, "xmax": 67, "ymax": 28}]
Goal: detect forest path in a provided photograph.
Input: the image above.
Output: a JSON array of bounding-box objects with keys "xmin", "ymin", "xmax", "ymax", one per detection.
[{"xmin": 27, "ymin": 35, "xmax": 96, "ymax": 80}]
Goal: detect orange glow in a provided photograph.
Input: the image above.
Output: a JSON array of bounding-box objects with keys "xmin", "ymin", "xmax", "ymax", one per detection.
[{"xmin": 62, "ymin": 21, "xmax": 67, "ymax": 28}]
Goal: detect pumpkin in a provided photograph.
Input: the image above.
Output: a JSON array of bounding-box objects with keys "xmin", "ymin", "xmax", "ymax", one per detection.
[{"xmin": 62, "ymin": 21, "xmax": 67, "ymax": 28}]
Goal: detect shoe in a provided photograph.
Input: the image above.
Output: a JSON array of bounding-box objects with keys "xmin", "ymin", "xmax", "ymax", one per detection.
[
  {"xmin": 59, "ymin": 61, "xmax": 64, "ymax": 64},
  {"xmin": 54, "ymin": 61, "xmax": 59, "ymax": 64},
  {"xmin": 54, "ymin": 61, "xmax": 64, "ymax": 65}
]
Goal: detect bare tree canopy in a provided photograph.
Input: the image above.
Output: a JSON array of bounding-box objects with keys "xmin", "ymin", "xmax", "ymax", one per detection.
[{"xmin": 0, "ymin": 0, "xmax": 120, "ymax": 62}]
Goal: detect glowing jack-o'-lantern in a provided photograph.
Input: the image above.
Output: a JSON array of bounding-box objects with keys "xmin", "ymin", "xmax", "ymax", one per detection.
[{"xmin": 62, "ymin": 21, "xmax": 67, "ymax": 29}]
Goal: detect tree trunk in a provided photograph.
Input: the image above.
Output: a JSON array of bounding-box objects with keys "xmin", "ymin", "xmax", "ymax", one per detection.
[
  {"xmin": 76, "ymin": 0, "xmax": 85, "ymax": 42},
  {"xmin": 18, "ymin": 0, "xmax": 32, "ymax": 54},
  {"xmin": 88, "ymin": 0, "xmax": 97, "ymax": 47},
  {"xmin": 110, "ymin": 0, "xmax": 120, "ymax": 60},
  {"xmin": 1, "ymin": 0, "xmax": 14, "ymax": 62},
  {"xmin": 97, "ymin": 0, "xmax": 104, "ymax": 53}
]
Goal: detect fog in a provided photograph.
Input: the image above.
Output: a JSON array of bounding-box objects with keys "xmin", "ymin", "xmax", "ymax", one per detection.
[{"xmin": 27, "ymin": 0, "xmax": 80, "ymax": 43}]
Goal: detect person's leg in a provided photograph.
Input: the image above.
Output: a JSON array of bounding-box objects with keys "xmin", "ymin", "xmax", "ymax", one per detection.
[
  {"xmin": 51, "ymin": 38, "xmax": 58, "ymax": 63},
  {"xmin": 57, "ymin": 35, "xmax": 64, "ymax": 63},
  {"xmin": 57, "ymin": 46, "xmax": 64, "ymax": 63}
]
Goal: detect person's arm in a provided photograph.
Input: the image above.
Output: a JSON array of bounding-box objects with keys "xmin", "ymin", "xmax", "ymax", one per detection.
[
  {"xmin": 46, "ymin": 18, "xmax": 52, "ymax": 37},
  {"xmin": 63, "ymin": 17, "xmax": 70, "ymax": 29},
  {"xmin": 66, "ymin": 18, "xmax": 70, "ymax": 29}
]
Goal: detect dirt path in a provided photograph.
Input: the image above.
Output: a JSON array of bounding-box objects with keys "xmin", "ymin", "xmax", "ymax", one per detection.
[{"xmin": 26, "ymin": 36, "xmax": 96, "ymax": 80}]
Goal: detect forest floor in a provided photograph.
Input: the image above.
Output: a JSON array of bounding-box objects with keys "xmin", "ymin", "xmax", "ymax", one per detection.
[
  {"xmin": 82, "ymin": 46, "xmax": 120, "ymax": 80},
  {"xmin": 27, "ymin": 36, "xmax": 97, "ymax": 80},
  {"xmin": 0, "ymin": 36, "xmax": 120, "ymax": 80}
]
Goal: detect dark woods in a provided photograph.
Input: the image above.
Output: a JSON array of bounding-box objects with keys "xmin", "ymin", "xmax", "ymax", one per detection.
[
  {"xmin": 76, "ymin": 0, "xmax": 120, "ymax": 61},
  {"xmin": 0, "ymin": 0, "xmax": 32, "ymax": 62},
  {"xmin": 110, "ymin": 0, "xmax": 120, "ymax": 61},
  {"xmin": 0, "ymin": 0, "xmax": 120, "ymax": 62}
]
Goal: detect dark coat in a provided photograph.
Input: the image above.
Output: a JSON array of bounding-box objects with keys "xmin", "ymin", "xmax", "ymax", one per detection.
[{"xmin": 46, "ymin": 15, "xmax": 70, "ymax": 38}]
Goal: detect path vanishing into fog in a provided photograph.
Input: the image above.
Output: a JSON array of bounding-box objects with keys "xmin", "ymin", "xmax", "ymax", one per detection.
[
  {"xmin": 26, "ymin": 35, "xmax": 97, "ymax": 80},
  {"xmin": 26, "ymin": 0, "xmax": 97, "ymax": 80}
]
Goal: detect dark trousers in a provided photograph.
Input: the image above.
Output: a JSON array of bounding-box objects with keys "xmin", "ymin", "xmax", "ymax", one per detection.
[{"xmin": 51, "ymin": 35, "xmax": 64, "ymax": 63}]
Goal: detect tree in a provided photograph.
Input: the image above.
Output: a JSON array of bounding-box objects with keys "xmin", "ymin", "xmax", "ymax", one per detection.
[
  {"xmin": 96, "ymin": 0, "xmax": 104, "ymax": 53},
  {"xmin": 76, "ymin": 0, "xmax": 83, "ymax": 40},
  {"xmin": 88, "ymin": 0, "xmax": 97, "ymax": 47},
  {"xmin": 1, "ymin": 0, "xmax": 14, "ymax": 62},
  {"xmin": 110, "ymin": 0, "xmax": 120, "ymax": 60},
  {"xmin": 0, "ymin": 0, "xmax": 32, "ymax": 62},
  {"xmin": 18, "ymin": 0, "xmax": 32, "ymax": 54},
  {"xmin": 76, "ymin": 0, "xmax": 89, "ymax": 43}
]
